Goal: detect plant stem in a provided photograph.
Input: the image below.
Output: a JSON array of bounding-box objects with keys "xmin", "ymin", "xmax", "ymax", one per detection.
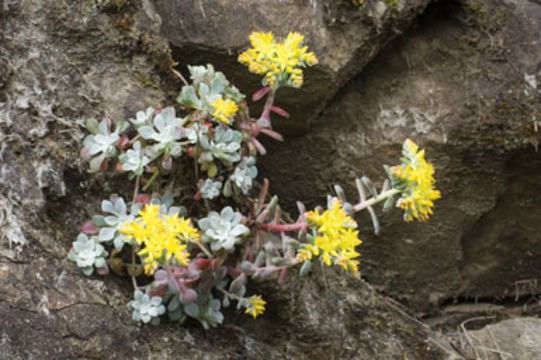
[
  {"xmin": 255, "ymin": 264, "xmax": 296, "ymax": 272},
  {"xmin": 195, "ymin": 241, "xmax": 213, "ymax": 258},
  {"xmin": 132, "ymin": 175, "xmax": 141, "ymax": 203},
  {"xmin": 164, "ymin": 265, "xmax": 182, "ymax": 294},
  {"xmin": 258, "ymin": 221, "xmax": 306, "ymax": 232},
  {"xmin": 130, "ymin": 247, "xmax": 138, "ymax": 290},
  {"xmin": 217, "ymin": 287, "xmax": 242, "ymax": 301},
  {"xmin": 128, "ymin": 134, "xmax": 140, "ymax": 146},
  {"xmin": 193, "ymin": 144, "xmax": 200, "ymax": 180},
  {"xmin": 142, "ymin": 169, "xmax": 160, "ymax": 191},
  {"xmin": 203, "ymin": 198, "xmax": 211, "ymax": 213},
  {"xmin": 258, "ymin": 88, "xmax": 276, "ymax": 124},
  {"xmin": 130, "ymin": 175, "xmax": 141, "ymax": 290},
  {"xmin": 171, "ymin": 68, "xmax": 189, "ymax": 86},
  {"xmin": 259, "ymin": 189, "xmax": 400, "ymax": 233},
  {"xmin": 353, "ymin": 188, "xmax": 401, "ymax": 212}
]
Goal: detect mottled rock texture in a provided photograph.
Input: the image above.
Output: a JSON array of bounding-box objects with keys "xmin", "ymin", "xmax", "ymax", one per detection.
[
  {"xmin": 459, "ymin": 317, "xmax": 541, "ymax": 359},
  {"xmin": 0, "ymin": 0, "xmax": 457, "ymax": 359},
  {"xmin": 259, "ymin": 0, "xmax": 541, "ymax": 312},
  {"xmin": 2, "ymin": 0, "xmax": 541, "ymax": 357},
  {"xmin": 155, "ymin": 0, "xmax": 431, "ymax": 135}
]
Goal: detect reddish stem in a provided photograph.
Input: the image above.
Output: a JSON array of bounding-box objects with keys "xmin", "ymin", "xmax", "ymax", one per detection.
[
  {"xmin": 258, "ymin": 178, "xmax": 269, "ymax": 211},
  {"xmin": 278, "ymin": 268, "xmax": 287, "ymax": 284},
  {"xmin": 258, "ymin": 88, "xmax": 276, "ymax": 126},
  {"xmin": 258, "ymin": 221, "xmax": 307, "ymax": 232},
  {"xmin": 255, "ymin": 229, "xmax": 262, "ymax": 250},
  {"xmin": 184, "ymin": 277, "xmax": 200, "ymax": 286}
]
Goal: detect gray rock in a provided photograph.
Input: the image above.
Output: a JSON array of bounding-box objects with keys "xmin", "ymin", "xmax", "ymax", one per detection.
[
  {"xmin": 259, "ymin": 0, "xmax": 541, "ymax": 310},
  {"xmin": 0, "ymin": 0, "xmax": 457, "ymax": 358},
  {"xmin": 459, "ymin": 317, "xmax": 541, "ymax": 360},
  {"xmin": 154, "ymin": 0, "xmax": 431, "ymax": 135}
]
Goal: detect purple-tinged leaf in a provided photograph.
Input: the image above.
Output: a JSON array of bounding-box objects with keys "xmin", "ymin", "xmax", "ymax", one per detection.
[
  {"xmin": 252, "ymin": 138, "xmax": 267, "ymax": 155},
  {"xmin": 278, "ymin": 268, "xmax": 287, "ymax": 284},
  {"xmin": 252, "ymin": 87, "xmax": 271, "ymax": 102},
  {"xmin": 240, "ymin": 261, "xmax": 257, "ymax": 273},
  {"xmin": 180, "ymin": 288, "xmax": 197, "ymax": 304},
  {"xmin": 96, "ymin": 265, "xmax": 110, "ymax": 276},
  {"xmin": 154, "ymin": 269, "xmax": 167, "ymax": 282},
  {"xmin": 259, "ymin": 128, "xmax": 284, "ymax": 141},
  {"xmin": 229, "ymin": 273, "xmax": 247, "ymax": 294},
  {"xmin": 270, "ymin": 106, "xmax": 289, "ymax": 118},
  {"xmin": 117, "ymin": 134, "xmax": 130, "ymax": 150},
  {"xmin": 134, "ymin": 193, "xmax": 151, "ymax": 205},
  {"xmin": 81, "ymin": 220, "xmax": 99, "ymax": 235}
]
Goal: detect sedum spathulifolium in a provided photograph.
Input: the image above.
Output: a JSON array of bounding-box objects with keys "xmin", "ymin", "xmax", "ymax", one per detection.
[
  {"xmin": 68, "ymin": 233, "xmax": 108, "ymax": 276},
  {"xmin": 69, "ymin": 31, "xmax": 441, "ymax": 329},
  {"xmin": 199, "ymin": 206, "xmax": 250, "ymax": 252}
]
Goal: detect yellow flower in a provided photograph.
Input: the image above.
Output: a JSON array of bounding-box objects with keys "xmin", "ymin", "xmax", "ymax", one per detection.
[
  {"xmin": 165, "ymin": 213, "xmax": 200, "ymax": 242},
  {"xmin": 120, "ymin": 204, "xmax": 199, "ymax": 275},
  {"xmin": 301, "ymin": 198, "xmax": 362, "ymax": 275},
  {"xmin": 390, "ymin": 139, "xmax": 441, "ymax": 222},
  {"xmin": 244, "ymin": 295, "xmax": 266, "ymax": 319},
  {"xmin": 238, "ymin": 31, "xmax": 318, "ymax": 88},
  {"xmin": 249, "ymin": 31, "xmax": 275, "ymax": 57},
  {"xmin": 337, "ymin": 249, "xmax": 360, "ymax": 276},
  {"xmin": 296, "ymin": 248, "xmax": 313, "ymax": 262},
  {"xmin": 211, "ymin": 98, "xmax": 238, "ymax": 125}
]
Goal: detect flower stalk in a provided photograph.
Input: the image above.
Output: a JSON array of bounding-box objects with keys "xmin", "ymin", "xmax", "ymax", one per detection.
[
  {"xmin": 258, "ymin": 221, "xmax": 307, "ymax": 233},
  {"xmin": 258, "ymin": 88, "xmax": 276, "ymax": 126},
  {"xmin": 353, "ymin": 188, "xmax": 401, "ymax": 212}
]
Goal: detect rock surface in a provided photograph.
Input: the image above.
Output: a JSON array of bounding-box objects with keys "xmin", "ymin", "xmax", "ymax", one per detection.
[
  {"xmin": 2, "ymin": 0, "xmax": 541, "ymax": 357},
  {"xmin": 259, "ymin": 0, "xmax": 541, "ymax": 311},
  {"xmin": 0, "ymin": 0, "xmax": 460, "ymax": 358},
  {"xmin": 154, "ymin": 0, "xmax": 431, "ymax": 134},
  {"xmin": 458, "ymin": 317, "xmax": 541, "ymax": 360}
]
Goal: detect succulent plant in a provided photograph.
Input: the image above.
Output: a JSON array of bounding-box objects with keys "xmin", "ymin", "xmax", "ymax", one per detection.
[
  {"xmin": 149, "ymin": 194, "xmax": 187, "ymax": 218},
  {"xmin": 183, "ymin": 294, "xmax": 224, "ymax": 330},
  {"xmin": 82, "ymin": 119, "xmax": 128, "ymax": 172},
  {"xmin": 188, "ymin": 64, "xmax": 221, "ymax": 87},
  {"xmin": 198, "ymin": 206, "xmax": 250, "ymax": 252},
  {"xmin": 230, "ymin": 156, "xmax": 258, "ymax": 195},
  {"xmin": 199, "ymin": 126, "xmax": 242, "ymax": 164},
  {"xmin": 118, "ymin": 141, "xmax": 150, "ymax": 178},
  {"xmin": 165, "ymin": 292, "xmax": 185, "ymax": 322},
  {"xmin": 189, "ymin": 64, "xmax": 245, "ymax": 103},
  {"xmin": 93, "ymin": 197, "xmax": 141, "ymax": 251},
  {"xmin": 130, "ymin": 107, "xmax": 155, "ymax": 128},
  {"xmin": 176, "ymin": 64, "xmax": 244, "ymax": 116},
  {"xmin": 134, "ymin": 107, "xmax": 188, "ymax": 158},
  {"xmin": 184, "ymin": 122, "xmax": 207, "ymax": 146},
  {"xmin": 199, "ymin": 179, "xmax": 222, "ymax": 200},
  {"xmin": 68, "ymin": 233, "xmax": 108, "ymax": 276},
  {"xmin": 64, "ymin": 30, "xmax": 444, "ymax": 333},
  {"xmin": 128, "ymin": 290, "xmax": 166, "ymax": 325}
]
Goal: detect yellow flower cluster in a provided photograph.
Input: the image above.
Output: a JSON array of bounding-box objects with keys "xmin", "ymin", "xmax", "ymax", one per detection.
[
  {"xmin": 238, "ymin": 31, "xmax": 318, "ymax": 88},
  {"xmin": 120, "ymin": 204, "xmax": 200, "ymax": 275},
  {"xmin": 390, "ymin": 139, "xmax": 441, "ymax": 222},
  {"xmin": 244, "ymin": 295, "xmax": 266, "ymax": 319},
  {"xmin": 300, "ymin": 198, "xmax": 362, "ymax": 276},
  {"xmin": 211, "ymin": 98, "xmax": 238, "ymax": 125}
]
